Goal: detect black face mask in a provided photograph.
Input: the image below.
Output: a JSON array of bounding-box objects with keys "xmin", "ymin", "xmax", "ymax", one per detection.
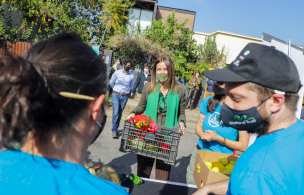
[
  {"xmin": 91, "ymin": 103, "xmax": 107, "ymax": 144},
  {"xmin": 213, "ymin": 84, "xmax": 226, "ymax": 96},
  {"xmin": 220, "ymin": 97, "xmax": 271, "ymax": 132},
  {"xmin": 124, "ymin": 66, "xmax": 130, "ymax": 72}
]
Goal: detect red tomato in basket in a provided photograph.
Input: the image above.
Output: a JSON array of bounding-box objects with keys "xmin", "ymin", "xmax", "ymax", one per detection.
[
  {"xmin": 134, "ymin": 130, "xmax": 145, "ymax": 139},
  {"xmin": 159, "ymin": 143, "xmax": 170, "ymax": 151}
]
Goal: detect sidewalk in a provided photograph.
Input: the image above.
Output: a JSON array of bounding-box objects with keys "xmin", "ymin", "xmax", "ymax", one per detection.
[{"xmin": 106, "ymin": 97, "xmax": 200, "ymax": 124}]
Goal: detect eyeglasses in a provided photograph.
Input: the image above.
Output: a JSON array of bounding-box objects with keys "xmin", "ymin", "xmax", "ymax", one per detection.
[{"xmin": 59, "ymin": 92, "xmax": 107, "ymax": 144}]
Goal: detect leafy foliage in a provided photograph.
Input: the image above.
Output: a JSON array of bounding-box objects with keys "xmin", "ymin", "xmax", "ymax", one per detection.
[
  {"xmin": 0, "ymin": 3, "xmax": 34, "ymax": 41},
  {"xmin": 197, "ymin": 35, "xmax": 228, "ymax": 69},
  {"xmin": 144, "ymin": 11, "xmax": 198, "ymax": 77},
  {"xmin": 0, "ymin": 5, "xmax": 33, "ymax": 41},
  {"xmin": 108, "ymin": 11, "xmax": 199, "ymax": 77},
  {"xmin": 100, "ymin": 0, "xmax": 134, "ymax": 32},
  {"xmin": 186, "ymin": 61, "xmax": 209, "ymax": 79},
  {"xmin": 107, "ymin": 34, "xmax": 172, "ymax": 68},
  {"xmin": 1, "ymin": 0, "xmax": 133, "ymax": 43}
]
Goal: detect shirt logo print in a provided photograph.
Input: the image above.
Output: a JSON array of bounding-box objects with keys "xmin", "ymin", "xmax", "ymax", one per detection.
[{"xmin": 208, "ymin": 112, "xmax": 221, "ymax": 127}]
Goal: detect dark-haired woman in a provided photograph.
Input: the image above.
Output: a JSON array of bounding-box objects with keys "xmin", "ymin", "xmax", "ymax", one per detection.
[
  {"xmin": 186, "ymin": 70, "xmax": 202, "ymax": 110},
  {"xmin": 0, "ymin": 33, "xmax": 128, "ymax": 194},
  {"xmin": 186, "ymin": 81, "xmax": 250, "ymax": 185},
  {"xmin": 127, "ymin": 56, "xmax": 186, "ymax": 181}
]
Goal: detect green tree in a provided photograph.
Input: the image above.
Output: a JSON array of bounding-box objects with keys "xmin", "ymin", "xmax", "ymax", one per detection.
[
  {"xmin": 2, "ymin": 0, "xmax": 104, "ymax": 42},
  {"xmin": 1, "ymin": 0, "xmax": 134, "ymax": 43},
  {"xmin": 107, "ymin": 34, "xmax": 172, "ymax": 68},
  {"xmin": 100, "ymin": 0, "xmax": 134, "ymax": 43},
  {"xmin": 197, "ymin": 35, "xmax": 228, "ymax": 69},
  {"xmin": 144, "ymin": 11, "xmax": 198, "ymax": 78}
]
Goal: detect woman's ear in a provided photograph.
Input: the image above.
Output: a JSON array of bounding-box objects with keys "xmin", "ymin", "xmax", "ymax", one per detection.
[{"xmin": 91, "ymin": 94, "xmax": 106, "ymax": 120}]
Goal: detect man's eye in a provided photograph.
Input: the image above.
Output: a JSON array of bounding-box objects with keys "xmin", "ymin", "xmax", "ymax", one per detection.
[{"xmin": 231, "ymin": 96, "xmax": 239, "ymax": 101}]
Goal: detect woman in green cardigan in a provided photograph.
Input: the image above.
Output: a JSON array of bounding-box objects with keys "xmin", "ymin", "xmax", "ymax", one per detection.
[{"xmin": 127, "ymin": 56, "xmax": 186, "ymax": 181}]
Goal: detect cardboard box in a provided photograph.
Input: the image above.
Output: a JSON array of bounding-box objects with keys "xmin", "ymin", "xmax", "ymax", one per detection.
[{"xmin": 193, "ymin": 150, "xmax": 239, "ymax": 189}]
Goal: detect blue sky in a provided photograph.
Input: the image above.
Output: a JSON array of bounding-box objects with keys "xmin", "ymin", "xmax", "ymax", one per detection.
[{"xmin": 158, "ymin": 0, "xmax": 304, "ymax": 46}]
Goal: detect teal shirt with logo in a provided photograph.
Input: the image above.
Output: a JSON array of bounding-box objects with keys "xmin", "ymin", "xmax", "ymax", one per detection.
[
  {"xmin": 228, "ymin": 119, "xmax": 304, "ymax": 194},
  {"xmin": 197, "ymin": 96, "xmax": 238, "ymax": 154}
]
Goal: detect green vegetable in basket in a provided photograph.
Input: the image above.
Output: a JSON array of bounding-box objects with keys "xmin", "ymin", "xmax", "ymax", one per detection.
[
  {"xmin": 145, "ymin": 144, "xmax": 158, "ymax": 151},
  {"xmin": 131, "ymin": 138, "xmax": 144, "ymax": 151}
]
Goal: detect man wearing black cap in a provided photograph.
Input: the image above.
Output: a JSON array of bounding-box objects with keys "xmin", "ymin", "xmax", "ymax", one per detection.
[{"xmin": 194, "ymin": 43, "xmax": 304, "ymax": 195}]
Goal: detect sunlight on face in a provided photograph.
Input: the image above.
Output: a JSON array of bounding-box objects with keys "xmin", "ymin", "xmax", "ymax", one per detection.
[
  {"xmin": 156, "ymin": 62, "xmax": 167, "ymax": 74},
  {"xmin": 224, "ymin": 82, "xmax": 260, "ymax": 110}
]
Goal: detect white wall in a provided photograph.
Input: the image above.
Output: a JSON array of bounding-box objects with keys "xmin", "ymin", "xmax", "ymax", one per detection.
[{"xmin": 193, "ymin": 31, "xmax": 262, "ymax": 64}]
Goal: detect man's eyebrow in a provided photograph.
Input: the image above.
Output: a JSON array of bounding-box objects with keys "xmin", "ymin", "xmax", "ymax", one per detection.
[{"xmin": 226, "ymin": 91, "xmax": 246, "ymax": 98}]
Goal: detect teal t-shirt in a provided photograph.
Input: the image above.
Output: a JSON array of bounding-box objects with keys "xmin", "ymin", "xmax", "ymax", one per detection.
[
  {"xmin": 0, "ymin": 150, "xmax": 128, "ymax": 195},
  {"xmin": 228, "ymin": 119, "xmax": 304, "ymax": 194},
  {"xmin": 197, "ymin": 96, "xmax": 238, "ymax": 154}
]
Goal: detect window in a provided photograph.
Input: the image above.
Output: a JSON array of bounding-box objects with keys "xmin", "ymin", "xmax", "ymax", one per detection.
[{"xmin": 127, "ymin": 8, "xmax": 153, "ymax": 34}]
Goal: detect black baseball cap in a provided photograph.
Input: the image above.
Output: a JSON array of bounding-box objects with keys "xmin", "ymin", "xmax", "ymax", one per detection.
[{"xmin": 203, "ymin": 43, "xmax": 301, "ymax": 93}]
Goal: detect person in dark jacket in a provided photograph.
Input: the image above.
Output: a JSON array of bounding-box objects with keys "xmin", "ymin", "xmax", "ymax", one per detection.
[
  {"xmin": 186, "ymin": 70, "xmax": 202, "ymax": 110},
  {"xmin": 131, "ymin": 63, "xmax": 152, "ymax": 97},
  {"xmin": 205, "ymin": 79, "xmax": 215, "ymax": 98}
]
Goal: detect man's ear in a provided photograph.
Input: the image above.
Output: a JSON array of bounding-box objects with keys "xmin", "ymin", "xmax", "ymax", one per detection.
[
  {"xmin": 92, "ymin": 94, "xmax": 106, "ymax": 120},
  {"xmin": 270, "ymin": 94, "xmax": 285, "ymax": 113}
]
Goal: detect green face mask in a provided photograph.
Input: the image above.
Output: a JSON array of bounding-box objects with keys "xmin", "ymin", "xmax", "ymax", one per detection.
[{"xmin": 156, "ymin": 73, "xmax": 168, "ymax": 83}]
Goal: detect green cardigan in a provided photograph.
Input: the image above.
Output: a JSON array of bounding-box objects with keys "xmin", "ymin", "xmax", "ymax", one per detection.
[{"xmin": 132, "ymin": 84, "xmax": 186, "ymax": 126}]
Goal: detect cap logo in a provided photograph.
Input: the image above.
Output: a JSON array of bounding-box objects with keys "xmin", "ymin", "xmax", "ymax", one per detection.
[
  {"xmin": 239, "ymin": 56, "xmax": 244, "ymax": 61},
  {"xmin": 233, "ymin": 60, "xmax": 240, "ymax": 66},
  {"xmin": 244, "ymin": 50, "xmax": 250, "ymax": 56}
]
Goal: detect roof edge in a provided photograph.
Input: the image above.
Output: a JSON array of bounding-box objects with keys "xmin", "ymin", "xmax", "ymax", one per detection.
[
  {"xmin": 194, "ymin": 30, "xmax": 262, "ymax": 41},
  {"xmin": 157, "ymin": 5, "xmax": 196, "ymax": 15}
]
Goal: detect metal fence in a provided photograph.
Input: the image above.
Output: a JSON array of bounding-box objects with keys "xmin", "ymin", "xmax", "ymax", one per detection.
[{"xmin": 0, "ymin": 40, "xmax": 33, "ymax": 57}]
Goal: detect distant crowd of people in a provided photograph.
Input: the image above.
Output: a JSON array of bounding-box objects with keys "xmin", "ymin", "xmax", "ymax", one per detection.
[{"xmin": 0, "ymin": 32, "xmax": 303, "ymax": 195}]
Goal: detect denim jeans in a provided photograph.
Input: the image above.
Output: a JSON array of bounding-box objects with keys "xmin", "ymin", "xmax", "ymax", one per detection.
[{"xmin": 111, "ymin": 93, "xmax": 129, "ymax": 133}]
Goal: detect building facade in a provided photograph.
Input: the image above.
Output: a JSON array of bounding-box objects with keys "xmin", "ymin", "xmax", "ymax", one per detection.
[
  {"xmin": 155, "ymin": 6, "xmax": 196, "ymax": 30},
  {"xmin": 127, "ymin": 0, "xmax": 196, "ymax": 33},
  {"xmin": 193, "ymin": 30, "xmax": 262, "ymax": 64}
]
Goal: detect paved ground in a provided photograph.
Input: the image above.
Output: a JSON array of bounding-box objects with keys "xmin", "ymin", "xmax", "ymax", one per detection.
[{"xmin": 86, "ymin": 97, "xmax": 200, "ymax": 183}]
